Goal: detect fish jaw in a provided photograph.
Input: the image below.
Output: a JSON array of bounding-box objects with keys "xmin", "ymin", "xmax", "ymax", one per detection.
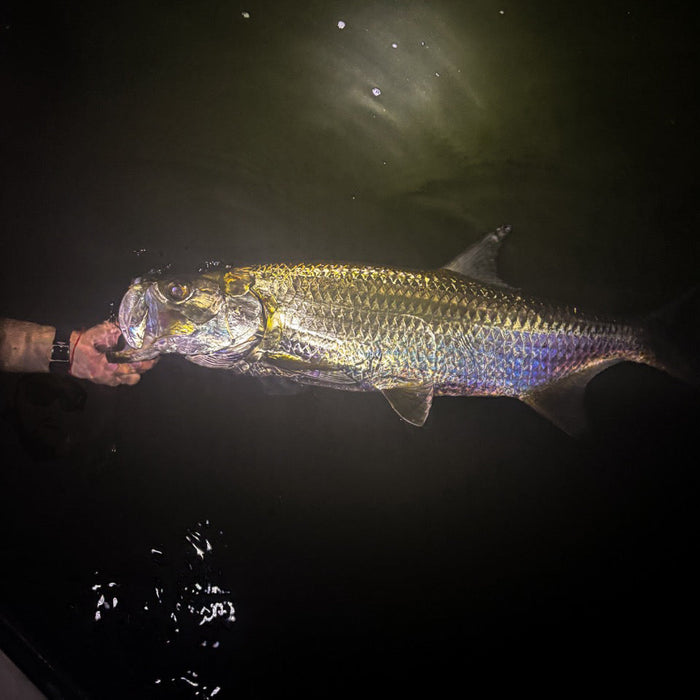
[
  {"xmin": 106, "ymin": 344, "xmax": 161, "ymax": 363},
  {"xmin": 117, "ymin": 280, "xmax": 151, "ymax": 349},
  {"xmin": 105, "ymin": 280, "xmax": 153, "ymax": 362},
  {"xmin": 109, "ymin": 280, "xmax": 181, "ymax": 362}
]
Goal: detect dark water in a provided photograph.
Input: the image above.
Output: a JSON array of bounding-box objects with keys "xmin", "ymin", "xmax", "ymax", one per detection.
[{"xmin": 1, "ymin": 1, "xmax": 698, "ymax": 696}]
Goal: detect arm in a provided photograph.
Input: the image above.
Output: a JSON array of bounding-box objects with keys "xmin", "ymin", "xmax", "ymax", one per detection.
[
  {"xmin": 0, "ymin": 318, "xmax": 54, "ymax": 373},
  {"xmin": 0, "ymin": 318, "xmax": 156, "ymax": 386}
]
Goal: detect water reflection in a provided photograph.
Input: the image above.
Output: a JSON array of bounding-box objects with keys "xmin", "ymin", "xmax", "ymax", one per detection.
[
  {"xmin": 91, "ymin": 520, "xmax": 235, "ymax": 697},
  {"xmin": 298, "ymin": 3, "xmax": 486, "ymax": 197}
]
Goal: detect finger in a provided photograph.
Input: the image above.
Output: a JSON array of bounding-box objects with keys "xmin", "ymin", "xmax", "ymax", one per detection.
[
  {"xmin": 115, "ymin": 362, "xmax": 143, "ymax": 375},
  {"xmin": 130, "ymin": 359, "xmax": 158, "ymax": 373},
  {"xmin": 88, "ymin": 322, "xmax": 121, "ymax": 348},
  {"xmin": 112, "ymin": 358, "xmax": 157, "ymax": 374},
  {"xmin": 100, "ymin": 323, "xmax": 122, "ymax": 346},
  {"xmin": 119, "ymin": 373, "xmax": 141, "ymax": 386}
]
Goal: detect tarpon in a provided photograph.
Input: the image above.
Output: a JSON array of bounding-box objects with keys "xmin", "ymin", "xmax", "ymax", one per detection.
[{"xmin": 108, "ymin": 226, "xmax": 684, "ymax": 433}]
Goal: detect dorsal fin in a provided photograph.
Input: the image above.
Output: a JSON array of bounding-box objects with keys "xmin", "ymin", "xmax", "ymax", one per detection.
[
  {"xmin": 381, "ymin": 383, "xmax": 434, "ymax": 426},
  {"xmin": 520, "ymin": 360, "xmax": 621, "ymax": 435},
  {"xmin": 442, "ymin": 224, "xmax": 513, "ymax": 288}
]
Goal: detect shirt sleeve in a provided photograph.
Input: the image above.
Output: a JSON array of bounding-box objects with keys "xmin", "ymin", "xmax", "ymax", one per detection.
[{"xmin": 0, "ymin": 318, "xmax": 55, "ymax": 373}]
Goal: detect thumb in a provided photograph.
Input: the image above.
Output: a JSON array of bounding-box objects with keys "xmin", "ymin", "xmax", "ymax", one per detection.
[{"xmin": 101, "ymin": 322, "xmax": 123, "ymax": 347}]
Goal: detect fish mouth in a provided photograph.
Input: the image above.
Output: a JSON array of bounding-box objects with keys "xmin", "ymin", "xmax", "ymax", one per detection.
[
  {"xmin": 106, "ymin": 280, "xmax": 162, "ymax": 363},
  {"xmin": 120, "ymin": 282, "xmax": 148, "ymax": 347}
]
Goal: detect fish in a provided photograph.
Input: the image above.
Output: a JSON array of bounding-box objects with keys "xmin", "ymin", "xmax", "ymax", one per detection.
[{"xmin": 108, "ymin": 225, "xmax": 686, "ymax": 434}]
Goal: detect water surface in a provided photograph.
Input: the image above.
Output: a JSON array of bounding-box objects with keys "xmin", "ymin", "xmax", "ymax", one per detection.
[{"xmin": 1, "ymin": 1, "xmax": 698, "ymax": 695}]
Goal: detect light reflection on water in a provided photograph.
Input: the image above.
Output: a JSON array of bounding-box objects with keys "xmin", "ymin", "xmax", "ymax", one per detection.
[{"xmin": 91, "ymin": 520, "xmax": 235, "ymax": 698}]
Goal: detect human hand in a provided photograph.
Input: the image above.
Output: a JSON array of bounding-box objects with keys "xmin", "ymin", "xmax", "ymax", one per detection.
[{"xmin": 69, "ymin": 321, "xmax": 157, "ymax": 386}]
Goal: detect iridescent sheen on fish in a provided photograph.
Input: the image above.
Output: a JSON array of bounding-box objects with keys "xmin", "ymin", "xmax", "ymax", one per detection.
[
  {"xmin": 243, "ymin": 262, "xmax": 647, "ymax": 398},
  {"xmin": 109, "ymin": 226, "xmax": 669, "ymax": 432}
]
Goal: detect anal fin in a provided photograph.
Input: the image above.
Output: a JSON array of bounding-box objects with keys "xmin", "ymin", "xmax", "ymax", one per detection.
[
  {"xmin": 520, "ymin": 360, "xmax": 621, "ymax": 435},
  {"xmin": 381, "ymin": 383, "xmax": 434, "ymax": 427}
]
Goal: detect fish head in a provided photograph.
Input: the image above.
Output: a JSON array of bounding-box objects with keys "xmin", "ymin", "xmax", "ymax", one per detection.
[{"xmin": 109, "ymin": 269, "xmax": 263, "ymax": 363}]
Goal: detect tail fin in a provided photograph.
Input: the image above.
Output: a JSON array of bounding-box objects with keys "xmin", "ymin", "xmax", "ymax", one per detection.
[{"xmin": 644, "ymin": 288, "xmax": 699, "ymax": 386}]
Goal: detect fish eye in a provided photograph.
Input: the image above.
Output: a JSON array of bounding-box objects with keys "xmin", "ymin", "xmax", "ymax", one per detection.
[{"xmin": 165, "ymin": 281, "xmax": 190, "ymax": 302}]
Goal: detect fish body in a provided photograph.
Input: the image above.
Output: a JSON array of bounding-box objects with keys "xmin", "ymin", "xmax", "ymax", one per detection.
[{"xmin": 110, "ymin": 226, "xmax": 667, "ymax": 433}]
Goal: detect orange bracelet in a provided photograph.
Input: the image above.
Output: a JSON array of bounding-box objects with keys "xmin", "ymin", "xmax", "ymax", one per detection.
[{"xmin": 69, "ymin": 330, "xmax": 84, "ymax": 372}]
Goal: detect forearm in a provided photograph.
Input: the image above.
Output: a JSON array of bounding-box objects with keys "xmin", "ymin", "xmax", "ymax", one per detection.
[
  {"xmin": 0, "ymin": 318, "xmax": 58, "ymax": 373},
  {"xmin": 1, "ymin": 317, "xmax": 155, "ymax": 384}
]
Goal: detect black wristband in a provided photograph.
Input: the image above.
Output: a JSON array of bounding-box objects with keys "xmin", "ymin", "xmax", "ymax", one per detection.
[{"xmin": 49, "ymin": 327, "xmax": 73, "ymax": 373}]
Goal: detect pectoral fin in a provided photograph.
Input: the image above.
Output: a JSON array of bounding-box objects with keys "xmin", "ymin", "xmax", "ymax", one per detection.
[
  {"xmin": 381, "ymin": 383, "xmax": 434, "ymax": 427},
  {"xmin": 520, "ymin": 360, "xmax": 621, "ymax": 435},
  {"xmin": 266, "ymin": 353, "xmax": 337, "ymax": 372},
  {"xmin": 265, "ymin": 353, "xmax": 358, "ymax": 387},
  {"xmin": 258, "ymin": 377, "xmax": 306, "ymax": 395}
]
